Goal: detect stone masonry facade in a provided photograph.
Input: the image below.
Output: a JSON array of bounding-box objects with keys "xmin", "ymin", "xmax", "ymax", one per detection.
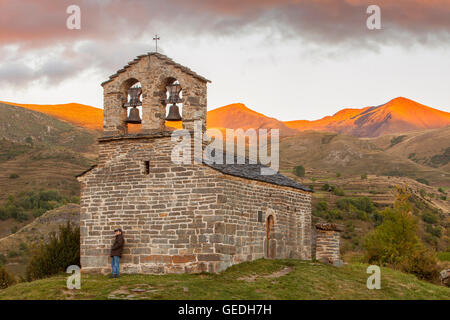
[
  {"xmin": 77, "ymin": 52, "xmax": 328, "ymax": 274},
  {"xmin": 78, "ymin": 135, "xmax": 312, "ymax": 274},
  {"xmin": 314, "ymin": 223, "xmax": 344, "ymax": 263}
]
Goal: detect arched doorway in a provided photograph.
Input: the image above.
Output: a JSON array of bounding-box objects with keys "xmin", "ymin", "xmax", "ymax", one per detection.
[{"xmin": 266, "ymin": 215, "xmax": 275, "ymax": 259}]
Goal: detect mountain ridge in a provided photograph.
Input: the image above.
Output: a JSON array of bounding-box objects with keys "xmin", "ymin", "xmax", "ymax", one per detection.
[
  {"xmin": 2, "ymin": 97, "xmax": 450, "ymax": 138},
  {"xmin": 284, "ymin": 97, "xmax": 450, "ymax": 137}
]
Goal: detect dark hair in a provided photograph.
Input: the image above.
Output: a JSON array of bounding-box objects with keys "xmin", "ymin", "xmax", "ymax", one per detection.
[{"xmin": 114, "ymin": 228, "xmax": 122, "ymax": 233}]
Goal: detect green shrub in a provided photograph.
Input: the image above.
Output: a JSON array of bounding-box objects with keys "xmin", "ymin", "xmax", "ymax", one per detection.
[
  {"xmin": 390, "ymin": 135, "xmax": 407, "ymax": 147},
  {"xmin": 32, "ymin": 208, "xmax": 47, "ymax": 218},
  {"xmin": 0, "ymin": 190, "xmax": 77, "ymax": 222},
  {"xmin": 363, "ymin": 186, "xmax": 439, "ymax": 281},
  {"xmin": 416, "ymin": 178, "xmax": 429, "ymax": 186},
  {"xmin": 424, "ymin": 234, "xmax": 438, "ymax": 247},
  {"xmin": 372, "ymin": 211, "xmax": 384, "ymax": 226},
  {"xmin": 321, "ymin": 183, "xmax": 330, "ymax": 191},
  {"xmin": 385, "ymin": 170, "xmax": 406, "ymax": 177},
  {"xmin": 438, "ymin": 187, "xmax": 445, "ymax": 194},
  {"xmin": 328, "ymin": 209, "xmax": 343, "ymax": 220},
  {"xmin": 437, "ymin": 251, "xmax": 450, "ymax": 262},
  {"xmin": 8, "ymin": 173, "xmax": 19, "ymax": 179},
  {"xmin": 421, "ymin": 212, "xmax": 438, "ymax": 224},
  {"xmin": 336, "ymin": 198, "xmax": 371, "ymax": 220},
  {"xmin": 0, "ymin": 266, "xmax": 16, "ymax": 289},
  {"xmin": 0, "ymin": 208, "xmax": 8, "ymax": 221},
  {"xmin": 26, "ymin": 223, "xmax": 80, "ymax": 281},
  {"xmin": 361, "ymin": 173, "xmax": 368, "ymax": 180},
  {"xmin": 440, "ymin": 196, "xmax": 447, "ymax": 201},
  {"xmin": 430, "ymin": 147, "xmax": 450, "ymax": 166},
  {"xmin": 8, "ymin": 250, "xmax": 20, "ymax": 258},
  {"xmin": 337, "ymin": 197, "xmax": 376, "ymax": 214},
  {"xmin": 0, "ymin": 254, "xmax": 6, "ymax": 266},
  {"xmin": 293, "ymin": 165, "xmax": 305, "ymax": 177},
  {"xmin": 336, "ymin": 172, "xmax": 341, "ymax": 178},
  {"xmin": 332, "ymin": 187, "xmax": 345, "ymax": 196},
  {"xmin": 19, "ymin": 242, "xmax": 28, "ymax": 252},
  {"xmin": 313, "ymin": 204, "xmax": 343, "ymax": 221},
  {"xmin": 398, "ymin": 248, "xmax": 440, "ymax": 281},
  {"xmin": 425, "ymin": 224, "xmax": 442, "ymax": 238},
  {"xmin": 316, "ymin": 201, "xmax": 328, "ymax": 212}
]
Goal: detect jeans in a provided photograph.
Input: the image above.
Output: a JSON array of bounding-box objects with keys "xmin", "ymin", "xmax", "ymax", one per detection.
[{"xmin": 111, "ymin": 256, "xmax": 120, "ymax": 275}]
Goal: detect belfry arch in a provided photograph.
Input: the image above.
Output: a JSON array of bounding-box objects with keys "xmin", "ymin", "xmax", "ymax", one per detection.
[{"xmin": 102, "ymin": 52, "xmax": 210, "ymax": 137}]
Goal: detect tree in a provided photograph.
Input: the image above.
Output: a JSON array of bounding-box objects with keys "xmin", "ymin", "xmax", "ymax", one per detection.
[
  {"xmin": 0, "ymin": 266, "xmax": 16, "ymax": 289},
  {"xmin": 363, "ymin": 185, "xmax": 439, "ymax": 280},
  {"xmin": 293, "ymin": 165, "xmax": 305, "ymax": 177},
  {"xmin": 26, "ymin": 223, "xmax": 80, "ymax": 281}
]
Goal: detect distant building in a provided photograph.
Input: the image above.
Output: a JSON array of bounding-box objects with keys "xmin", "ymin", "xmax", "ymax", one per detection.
[{"xmin": 77, "ymin": 53, "xmax": 340, "ymax": 274}]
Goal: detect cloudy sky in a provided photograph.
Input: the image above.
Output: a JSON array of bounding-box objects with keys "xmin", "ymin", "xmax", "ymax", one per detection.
[{"xmin": 0, "ymin": 0, "xmax": 449, "ymax": 120}]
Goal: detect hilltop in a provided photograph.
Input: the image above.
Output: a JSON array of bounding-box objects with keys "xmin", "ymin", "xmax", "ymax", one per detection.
[
  {"xmin": 285, "ymin": 97, "xmax": 450, "ymax": 137},
  {"xmin": 0, "ymin": 101, "xmax": 103, "ymax": 131},
  {"xmin": 207, "ymin": 103, "xmax": 298, "ymax": 136},
  {"xmin": 0, "ymin": 259, "xmax": 449, "ymax": 300}
]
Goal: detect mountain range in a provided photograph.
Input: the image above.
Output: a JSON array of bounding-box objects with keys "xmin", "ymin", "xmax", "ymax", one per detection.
[{"xmin": 2, "ymin": 97, "xmax": 449, "ymax": 138}]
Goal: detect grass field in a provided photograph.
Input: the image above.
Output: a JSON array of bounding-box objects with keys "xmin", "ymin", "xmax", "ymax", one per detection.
[{"xmin": 0, "ymin": 259, "xmax": 449, "ymax": 300}]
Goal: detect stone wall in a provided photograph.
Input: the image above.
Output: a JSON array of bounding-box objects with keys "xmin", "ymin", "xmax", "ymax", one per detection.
[
  {"xmin": 78, "ymin": 135, "xmax": 313, "ymax": 274},
  {"xmin": 314, "ymin": 223, "xmax": 343, "ymax": 263},
  {"xmin": 102, "ymin": 53, "xmax": 208, "ymax": 136},
  {"xmin": 217, "ymin": 176, "xmax": 312, "ymax": 270}
]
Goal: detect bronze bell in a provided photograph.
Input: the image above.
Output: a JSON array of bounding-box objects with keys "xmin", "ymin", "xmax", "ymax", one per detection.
[
  {"xmin": 166, "ymin": 104, "xmax": 182, "ymax": 121},
  {"xmin": 126, "ymin": 106, "xmax": 142, "ymax": 124}
]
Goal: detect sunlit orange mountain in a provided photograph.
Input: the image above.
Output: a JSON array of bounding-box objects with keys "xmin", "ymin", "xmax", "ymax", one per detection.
[
  {"xmin": 0, "ymin": 101, "xmax": 103, "ymax": 131},
  {"xmin": 284, "ymin": 97, "xmax": 450, "ymax": 137},
  {"xmin": 2, "ymin": 97, "xmax": 450, "ymax": 138},
  {"xmin": 207, "ymin": 103, "xmax": 298, "ymax": 136}
]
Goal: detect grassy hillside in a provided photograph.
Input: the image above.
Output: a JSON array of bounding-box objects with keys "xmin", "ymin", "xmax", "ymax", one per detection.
[
  {"xmin": 279, "ymin": 129, "xmax": 450, "ymax": 187},
  {"xmin": 0, "ymin": 259, "xmax": 448, "ymax": 300},
  {"xmin": 0, "ymin": 103, "xmax": 97, "ymax": 238},
  {"xmin": 0, "ymin": 103, "xmax": 97, "ymax": 202}
]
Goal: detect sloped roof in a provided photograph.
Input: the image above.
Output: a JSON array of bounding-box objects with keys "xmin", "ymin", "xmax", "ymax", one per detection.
[
  {"xmin": 202, "ymin": 154, "xmax": 312, "ymax": 192},
  {"xmin": 101, "ymin": 52, "xmax": 211, "ymax": 86}
]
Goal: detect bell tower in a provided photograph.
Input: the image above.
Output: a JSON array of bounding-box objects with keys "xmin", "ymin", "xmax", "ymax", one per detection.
[{"xmin": 101, "ymin": 52, "xmax": 210, "ymax": 136}]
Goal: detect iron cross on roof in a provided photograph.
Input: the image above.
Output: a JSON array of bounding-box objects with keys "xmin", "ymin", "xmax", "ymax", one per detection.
[{"xmin": 153, "ymin": 34, "xmax": 160, "ymax": 52}]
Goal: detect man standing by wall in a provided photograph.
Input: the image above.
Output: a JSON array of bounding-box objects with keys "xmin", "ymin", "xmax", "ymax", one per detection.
[{"xmin": 110, "ymin": 228, "xmax": 124, "ymax": 278}]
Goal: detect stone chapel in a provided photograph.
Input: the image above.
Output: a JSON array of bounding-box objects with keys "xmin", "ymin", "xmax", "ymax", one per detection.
[{"xmin": 77, "ymin": 52, "xmax": 341, "ymax": 274}]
